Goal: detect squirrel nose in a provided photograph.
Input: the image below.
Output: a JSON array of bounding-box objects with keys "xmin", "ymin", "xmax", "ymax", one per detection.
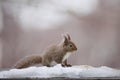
[
  {"xmin": 75, "ymin": 47, "xmax": 77, "ymax": 50},
  {"xmin": 76, "ymin": 48, "xmax": 77, "ymax": 50}
]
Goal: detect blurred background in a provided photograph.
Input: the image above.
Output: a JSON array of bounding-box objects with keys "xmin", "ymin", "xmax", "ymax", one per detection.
[{"xmin": 0, "ymin": 0, "xmax": 120, "ymax": 69}]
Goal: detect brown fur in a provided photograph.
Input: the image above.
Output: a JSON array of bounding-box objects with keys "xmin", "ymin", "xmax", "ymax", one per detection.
[
  {"xmin": 14, "ymin": 54, "xmax": 42, "ymax": 69},
  {"xmin": 14, "ymin": 33, "xmax": 77, "ymax": 69}
]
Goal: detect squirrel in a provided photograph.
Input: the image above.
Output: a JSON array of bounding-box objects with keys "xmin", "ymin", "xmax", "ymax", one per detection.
[{"xmin": 14, "ymin": 33, "xmax": 77, "ymax": 69}]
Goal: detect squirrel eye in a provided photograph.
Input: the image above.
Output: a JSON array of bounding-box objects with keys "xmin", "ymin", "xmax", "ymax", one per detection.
[{"xmin": 70, "ymin": 44, "xmax": 73, "ymax": 47}]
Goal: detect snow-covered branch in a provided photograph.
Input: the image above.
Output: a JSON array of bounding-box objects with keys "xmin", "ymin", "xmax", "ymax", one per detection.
[{"xmin": 0, "ymin": 64, "xmax": 120, "ymax": 78}]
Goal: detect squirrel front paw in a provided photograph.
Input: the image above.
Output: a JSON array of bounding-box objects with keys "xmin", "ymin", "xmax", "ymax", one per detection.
[
  {"xmin": 66, "ymin": 64, "xmax": 72, "ymax": 67},
  {"xmin": 61, "ymin": 63, "xmax": 72, "ymax": 67}
]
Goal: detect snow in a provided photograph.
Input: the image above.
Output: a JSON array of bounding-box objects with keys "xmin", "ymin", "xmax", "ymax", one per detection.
[{"xmin": 0, "ymin": 64, "xmax": 120, "ymax": 78}]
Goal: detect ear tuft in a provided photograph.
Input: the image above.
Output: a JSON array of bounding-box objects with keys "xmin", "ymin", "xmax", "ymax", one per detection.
[
  {"xmin": 66, "ymin": 33, "xmax": 71, "ymax": 40},
  {"xmin": 61, "ymin": 34, "xmax": 68, "ymax": 45},
  {"xmin": 63, "ymin": 32, "xmax": 71, "ymax": 40}
]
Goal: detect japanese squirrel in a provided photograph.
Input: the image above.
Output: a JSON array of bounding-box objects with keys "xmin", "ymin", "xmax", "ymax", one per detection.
[{"xmin": 14, "ymin": 33, "xmax": 77, "ymax": 69}]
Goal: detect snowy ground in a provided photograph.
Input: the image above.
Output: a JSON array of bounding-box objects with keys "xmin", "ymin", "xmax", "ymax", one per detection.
[{"xmin": 0, "ymin": 64, "xmax": 120, "ymax": 78}]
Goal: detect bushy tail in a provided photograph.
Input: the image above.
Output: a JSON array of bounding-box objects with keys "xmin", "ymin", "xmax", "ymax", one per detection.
[{"xmin": 14, "ymin": 55, "xmax": 42, "ymax": 69}]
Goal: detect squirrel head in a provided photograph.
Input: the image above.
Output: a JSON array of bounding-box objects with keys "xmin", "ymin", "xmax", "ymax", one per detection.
[{"xmin": 61, "ymin": 33, "xmax": 77, "ymax": 52}]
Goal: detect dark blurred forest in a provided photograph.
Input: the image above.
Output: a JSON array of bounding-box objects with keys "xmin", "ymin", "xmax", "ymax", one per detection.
[{"xmin": 0, "ymin": 0, "xmax": 120, "ymax": 69}]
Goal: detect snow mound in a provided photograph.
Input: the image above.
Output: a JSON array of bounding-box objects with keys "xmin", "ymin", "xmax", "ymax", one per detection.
[{"xmin": 0, "ymin": 64, "xmax": 120, "ymax": 78}]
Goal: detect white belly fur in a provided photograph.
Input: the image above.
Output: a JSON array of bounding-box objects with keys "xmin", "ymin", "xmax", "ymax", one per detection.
[{"xmin": 62, "ymin": 52, "xmax": 72, "ymax": 62}]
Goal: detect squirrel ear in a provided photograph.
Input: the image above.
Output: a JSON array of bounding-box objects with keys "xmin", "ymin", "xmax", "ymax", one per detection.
[
  {"xmin": 66, "ymin": 33, "xmax": 71, "ymax": 40},
  {"xmin": 62, "ymin": 34, "xmax": 68, "ymax": 45}
]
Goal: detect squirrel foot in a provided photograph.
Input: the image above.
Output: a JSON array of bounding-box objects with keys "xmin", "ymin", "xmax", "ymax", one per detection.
[
  {"xmin": 61, "ymin": 63, "xmax": 72, "ymax": 67},
  {"xmin": 66, "ymin": 64, "xmax": 72, "ymax": 67}
]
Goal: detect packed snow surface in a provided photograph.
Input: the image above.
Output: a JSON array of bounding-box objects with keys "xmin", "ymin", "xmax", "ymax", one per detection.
[{"xmin": 0, "ymin": 64, "xmax": 120, "ymax": 78}]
